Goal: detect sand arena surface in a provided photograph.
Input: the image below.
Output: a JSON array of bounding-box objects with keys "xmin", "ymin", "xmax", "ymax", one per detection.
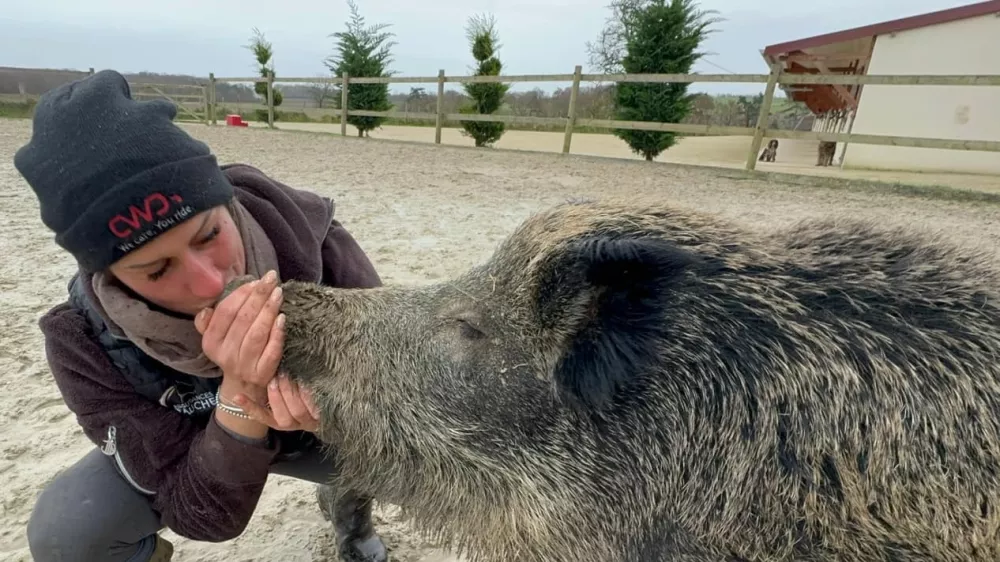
[{"xmin": 1, "ymin": 117, "xmax": 1000, "ymax": 561}]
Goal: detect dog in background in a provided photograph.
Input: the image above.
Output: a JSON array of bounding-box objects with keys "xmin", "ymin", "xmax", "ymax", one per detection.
[{"xmin": 758, "ymin": 139, "xmax": 779, "ymax": 162}]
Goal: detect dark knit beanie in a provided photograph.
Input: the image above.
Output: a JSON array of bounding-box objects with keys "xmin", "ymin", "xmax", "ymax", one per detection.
[{"xmin": 14, "ymin": 69, "xmax": 234, "ymax": 272}]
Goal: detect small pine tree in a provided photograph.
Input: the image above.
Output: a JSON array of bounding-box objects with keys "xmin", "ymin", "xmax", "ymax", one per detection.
[
  {"xmin": 459, "ymin": 13, "xmax": 509, "ymax": 147},
  {"xmin": 325, "ymin": 0, "xmax": 396, "ymax": 137},
  {"xmin": 613, "ymin": 0, "xmax": 719, "ymax": 160},
  {"xmin": 246, "ymin": 27, "xmax": 283, "ymax": 123}
]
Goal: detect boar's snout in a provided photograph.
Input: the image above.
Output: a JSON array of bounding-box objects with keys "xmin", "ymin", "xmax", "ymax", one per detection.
[{"xmin": 216, "ymin": 274, "xmax": 260, "ymax": 307}]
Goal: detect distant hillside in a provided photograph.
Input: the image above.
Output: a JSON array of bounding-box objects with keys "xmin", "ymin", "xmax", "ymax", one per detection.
[{"xmin": 0, "ymin": 67, "xmax": 315, "ymax": 104}]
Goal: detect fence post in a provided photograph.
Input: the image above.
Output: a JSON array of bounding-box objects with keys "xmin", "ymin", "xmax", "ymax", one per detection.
[
  {"xmin": 435, "ymin": 69, "xmax": 446, "ymax": 144},
  {"xmin": 562, "ymin": 65, "xmax": 583, "ymax": 154},
  {"xmin": 745, "ymin": 61, "xmax": 782, "ymax": 171},
  {"xmin": 836, "ymin": 108, "xmax": 857, "ymax": 167},
  {"xmin": 201, "ymin": 85, "xmax": 209, "ymax": 125},
  {"xmin": 266, "ymin": 72, "xmax": 275, "ymax": 129},
  {"xmin": 208, "ymin": 72, "xmax": 216, "ymax": 125},
  {"xmin": 340, "ymin": 72, "xmax": 350, "ymax": 136}
]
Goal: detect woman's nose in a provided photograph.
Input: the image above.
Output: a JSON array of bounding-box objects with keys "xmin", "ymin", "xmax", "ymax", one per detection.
[{"xmin": 185, "ymin": 254, "xmax": 225, "ymax": 300}]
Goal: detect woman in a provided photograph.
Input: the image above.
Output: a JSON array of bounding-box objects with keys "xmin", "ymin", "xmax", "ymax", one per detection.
[{"xmin": 15, "ymin": 69, "xmax": 387, "ymax": 562}]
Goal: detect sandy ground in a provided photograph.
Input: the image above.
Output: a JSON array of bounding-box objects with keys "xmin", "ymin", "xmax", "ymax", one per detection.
[
  {"xmin": 2, "ymin": 116, "xmax": 1000, "ymax": 561},
  {"xmin": 257, "ymin": 121, "xmax": 1000, "ymax": 194}
]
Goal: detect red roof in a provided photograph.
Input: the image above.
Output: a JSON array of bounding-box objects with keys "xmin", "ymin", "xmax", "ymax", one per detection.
[{"xmin": 761, "ymin": 1, "xmax": 1000, "ymax": 115}]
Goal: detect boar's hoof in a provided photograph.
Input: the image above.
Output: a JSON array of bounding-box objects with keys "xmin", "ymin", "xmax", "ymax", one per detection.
[
  {"xmin": 339, "ymin": 535, "xmax": 389, "ymax": 562},
  {"xmin": 317, "ymin": 484, "xmax": 388, "ymax": 562}
]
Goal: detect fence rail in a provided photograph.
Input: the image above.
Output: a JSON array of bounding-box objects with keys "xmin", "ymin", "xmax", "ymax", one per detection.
[
  {"xmin": 207, "ymin": 65, "xmax": 1000, "ymax": 171},
  {"xmin": 210, "ymin": 73, "xmax": 1000, "ymax": 86}
]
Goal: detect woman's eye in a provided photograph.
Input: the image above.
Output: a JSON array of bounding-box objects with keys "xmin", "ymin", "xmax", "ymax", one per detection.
[
  {"xmin": 201, "ymin": 226, "xmax": 220, "ymax": 244},
  {"xmin": 457, "ymin": 319, "xmax": 486, "ymax": 341},
  {"xmin": 148, "ymin": 262, "xmax": 168, "ymax": 281}
]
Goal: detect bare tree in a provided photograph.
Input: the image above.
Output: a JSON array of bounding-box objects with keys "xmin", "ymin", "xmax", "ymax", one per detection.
[
  {"xmin": 585, "ymin": 0, "xmax": 652, "ymax": 74},
  {"xmin": 308, "ymin": 75, "xmax": 337, "ymax": 108}
]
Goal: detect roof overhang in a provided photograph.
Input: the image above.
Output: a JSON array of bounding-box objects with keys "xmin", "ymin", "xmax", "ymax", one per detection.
[
  {"xmin": 762, "ymin": 40, "xmax": 872, "ymax": 115},
  {"xmin": 760, "ymin": 1, "xmax": 1000, "ymax": 115}
]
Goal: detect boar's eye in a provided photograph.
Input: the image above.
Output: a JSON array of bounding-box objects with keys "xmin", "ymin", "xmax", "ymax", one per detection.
[{"xmin": 456, "ymin": 318, "xmax": 486, "ymax": 341}]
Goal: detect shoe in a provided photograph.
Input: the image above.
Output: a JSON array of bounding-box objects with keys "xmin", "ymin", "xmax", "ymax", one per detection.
[
  {"xmin": 149, "ymin": 535, "xmax": 174, "ymax": 562},
  {"xmin": 317, "ymin": 485, "xmax": 388, "ymax": 562}
]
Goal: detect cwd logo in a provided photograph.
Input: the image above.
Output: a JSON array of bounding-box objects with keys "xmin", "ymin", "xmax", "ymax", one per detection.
[{"xmin": 108, "ymin": 193, "xmax": 185, "ymax": 238}]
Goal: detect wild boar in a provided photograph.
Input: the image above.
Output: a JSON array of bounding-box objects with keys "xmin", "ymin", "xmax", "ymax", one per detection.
[{"xmin": 230, "ymin": 199, "xmax": 1000, "ymax": 562}]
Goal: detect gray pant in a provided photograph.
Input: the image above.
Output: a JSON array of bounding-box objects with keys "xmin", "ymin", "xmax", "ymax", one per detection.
[{"xmin": 26, "ymin": 443, "xmax": 366, "ymax": 562}]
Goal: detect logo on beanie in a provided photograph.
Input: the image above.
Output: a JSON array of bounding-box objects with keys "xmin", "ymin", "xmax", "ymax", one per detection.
[{"xmin": 108, "ymin": 192, "xmax": 194, "ymax": 253}]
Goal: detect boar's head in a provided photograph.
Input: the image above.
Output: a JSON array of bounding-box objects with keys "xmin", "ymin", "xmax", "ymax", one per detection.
[{"xmin": 263, "ymin": 201, "xmax": 737, "ymax": 456}]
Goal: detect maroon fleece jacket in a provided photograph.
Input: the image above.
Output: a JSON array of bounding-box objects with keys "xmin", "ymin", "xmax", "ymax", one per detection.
[{"xmin": 37, "ymin": 163, "xmax": 381, "ymax": 541}]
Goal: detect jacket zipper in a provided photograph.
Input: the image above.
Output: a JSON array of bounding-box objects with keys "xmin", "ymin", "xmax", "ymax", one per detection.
[{"xmin": 101, "ymin": 425, "xmax": 157, "ymax": 496}]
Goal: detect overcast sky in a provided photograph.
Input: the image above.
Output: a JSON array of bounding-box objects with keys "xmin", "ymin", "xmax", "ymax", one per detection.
[{"xmin": 0, "ymin": 0, "xmax": 973, "ymax": 95}]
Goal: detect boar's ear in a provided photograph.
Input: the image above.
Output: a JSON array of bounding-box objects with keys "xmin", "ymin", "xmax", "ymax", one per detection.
[{"xmin": 538, "ymin": 236, "xmax": 702, "ymax": 412}]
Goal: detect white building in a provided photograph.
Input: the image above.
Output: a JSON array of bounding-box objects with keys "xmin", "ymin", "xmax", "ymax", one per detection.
[{"xmin": 761, "ymin": 1, "xmax": 1000, "ymax": 175}]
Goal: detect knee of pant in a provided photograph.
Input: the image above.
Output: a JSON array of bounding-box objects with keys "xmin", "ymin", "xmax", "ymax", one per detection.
[{"xmin": 27, "ymin": 467, "xmax": 119, "ymax": 562}]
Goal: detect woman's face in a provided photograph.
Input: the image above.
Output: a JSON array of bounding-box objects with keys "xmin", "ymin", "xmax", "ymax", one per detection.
[{"xmin": 108, "ymin": 205, "xmax": 246, "ymax": 317}]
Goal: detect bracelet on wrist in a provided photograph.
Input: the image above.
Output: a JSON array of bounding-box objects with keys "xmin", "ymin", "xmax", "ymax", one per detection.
[{"xmin": 215, "ymin": 388, "xmax": 252, "ymax": 420}]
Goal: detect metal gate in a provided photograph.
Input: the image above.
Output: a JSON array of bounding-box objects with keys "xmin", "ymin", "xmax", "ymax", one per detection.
[{"xmin": 129, "ymin": 82, "xmax": 209, "ymax": 124}]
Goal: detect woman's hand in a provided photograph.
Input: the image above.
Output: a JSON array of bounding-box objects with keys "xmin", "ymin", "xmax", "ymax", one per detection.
[
  {"xmin": 230, "ymin": 373, "xmax": 322, "ymax": 433},
  {"xmin": 195, "ymin": 270, "xmax": 285, "ymax": 393},
  {"xmin": 194, "ymin": 270, "xmax": 321, "ymax": 434}
]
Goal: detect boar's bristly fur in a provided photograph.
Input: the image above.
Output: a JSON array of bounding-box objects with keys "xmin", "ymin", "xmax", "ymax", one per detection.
[{"xmin": 250, "ymin": 199, "xmax": 1000, "ymax": 562}]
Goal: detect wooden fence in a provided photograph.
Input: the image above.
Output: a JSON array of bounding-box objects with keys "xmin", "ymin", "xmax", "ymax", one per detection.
[{"xmin": 209, "ymin": 65, "xmax": 1000, "ymax": 172}]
